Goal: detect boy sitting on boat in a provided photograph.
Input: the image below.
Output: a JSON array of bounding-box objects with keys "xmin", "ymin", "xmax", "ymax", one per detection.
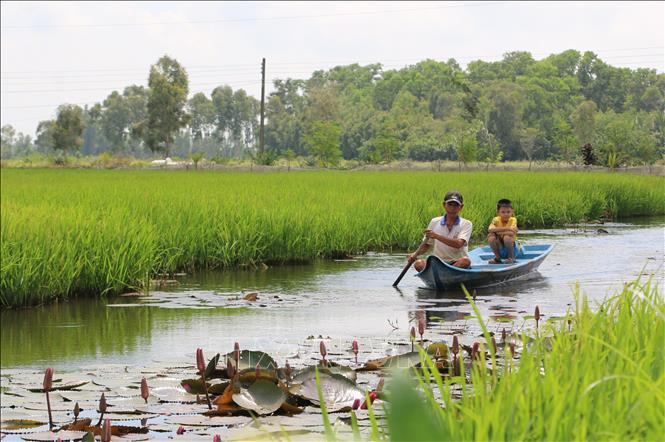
[
  {"xmin": 407, "ymin": 191, "xmax": 472, "ymax": 271},
  {"xmin": 487, "ymin": 198, "xmax": 518, "ymax": 264}
]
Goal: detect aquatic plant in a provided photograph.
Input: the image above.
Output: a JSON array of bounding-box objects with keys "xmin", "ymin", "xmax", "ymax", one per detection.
[
  {"xmin": 43, "ymin": 367, "xmax": 54, "ymax": 429},
  {"xmin": 383, "ymin": 277, "xmax": 664, "ymax": 441},
  {"xmin": 140, "ymin": 377, "xmax": 149, "ymax": 403},
  {"xmin": 196, "ymin": 348, "xmax": 212, "ymax": 409}
]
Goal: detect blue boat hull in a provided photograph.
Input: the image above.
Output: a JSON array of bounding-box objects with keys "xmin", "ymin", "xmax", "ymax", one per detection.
[{"xmin": 415, "ymin": 244, "xmax": 553, "ymax": 290}]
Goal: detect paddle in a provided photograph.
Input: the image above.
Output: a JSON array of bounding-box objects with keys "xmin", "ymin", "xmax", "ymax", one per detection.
[{"xmin": 392, "ymin": 258, "xmax": 415, "ymax": 287}]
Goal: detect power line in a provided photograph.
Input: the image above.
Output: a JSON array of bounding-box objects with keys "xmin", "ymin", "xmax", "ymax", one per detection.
[
  {"xmin": 1, "ymin": 2, "xmax": 509, "ymax": 29},
  {"xmin": 2, "ymin": 47, "xmax": 662, "ymax": 77}
]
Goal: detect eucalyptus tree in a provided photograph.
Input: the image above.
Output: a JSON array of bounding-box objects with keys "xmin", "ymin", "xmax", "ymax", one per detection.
[
  {"xmin": 52, "ymin": 104, "xmax": 85, "ymax": 154},
  {"xmin": 143, "ymin": 56, "xmax": 190, "ymax": 158}
]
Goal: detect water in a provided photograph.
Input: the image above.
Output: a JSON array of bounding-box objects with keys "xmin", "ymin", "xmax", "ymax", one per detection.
[{"xmin": 1, "ymin": 222, "xmax": 663, "ymax": 371}]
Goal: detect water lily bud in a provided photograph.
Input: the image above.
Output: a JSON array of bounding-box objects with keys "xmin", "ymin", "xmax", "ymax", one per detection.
[
  {"xmin": 410, "ymin": 326, "xmax": 416, "ymax": 340},
  {"xmin": 140, "ymin": 377, "xmax": 149, "ymax": 403},
  {"xmin": 509, "ymin": 341, "xmax": 516, "ymax": 357},
  {"xmin": 535, "ymin": 306, "xmax": 541, "ymax": 322},
  {"xmin": 491, "ymin": 337, "xmax": 497, "ymax": 353},
  {"xmin": 176, "ymin": 426, "xmax": 185, "ymax": 435},
  {"xmin": 501, "ymin": 328, "xmax": 507, "ymax": 343},
  {"xmin": 101, "ymin": 418, "xmax": 111, "ymax": 442},
  {"xmin": 452, "ymin": 336, "xmax": 459, "ymax": 356},
  {"xmin": 320, "ymin": 341, "xmax": 327, "ymax": 359},
  {"xmin": 418, "ymin": 317, "xmax": 426, "ymax": 337},
  {"xmin": 99, "ymin": 392, "xmax": 107, "ymax": 413},
  {"xmin": 226, "ymin": 359, "xmax": 236, "ymax": 379},
  {"xmin": 352, "ymin": 340, "xmax": 359, "ymax": 355},
  {"xmin": 213, "ymin": 435, "xmax": 222, "ymax": 442},
  {"xmin": 73, "ymin": 402, "xmax": 80, "ymax": 418},
  {"xmin": 234, "ymin": 342, "xmax": 240, "ymax": 363},
  {"xmin": 471, "ymin": 342, "xmax": 480, "ymax": 361},
  {"xmin": 360, "ymin": 391, "xmax": 378, "ymax": 410},
  {"xmin": 352, "ymin": 399, "xmax": 361, "ymax": 410},
  {"xmin": 196, "ymin": 348, "xmax": 206, "ymax": 375},
  {"xmin": 43, "ymin": 367, "xmax": 53, "ymax": 392}
]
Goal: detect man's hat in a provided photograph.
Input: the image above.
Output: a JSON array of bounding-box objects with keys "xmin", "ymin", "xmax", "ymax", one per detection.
[{"xmin": 443, "ymin": 191, "xmax": 463, "ymax": 205}]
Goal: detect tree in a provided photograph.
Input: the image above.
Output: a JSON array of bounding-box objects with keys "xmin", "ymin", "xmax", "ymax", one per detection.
[
  {"xmin": 477, "ymin": 123, "xmax": 503, "ymax": 170},
  {"xmin": 483, "ymin": 81, "xmax": 525, "ymax": 160},
  {"xmin": 100, "ymin": 91, "xmax": 131, "ymax": 152},
  {"xmin": 519, "ymin": 127, "xmax": 540, "ymax": 170},
  {"xmin": 446, "ymin": 117, "xmax": 478, "ymax": 170},
  {"xmin": 571, "ymin": 100, "xmax": 597, "ymax": 146},
  {"xmin": 1, "ymin": 125, "xmax": 16, "ymax": 158},
  {"xmin": 302, "ymin": 120, "xmax": 342, "ymax": 167},
  {"xmin": 35, "ymin": 120, "xmax": 56, "ymax": 153},
  {"xmin": 52, "ymin": 104, "xmax": 85, "ymax": 154},
  {"xmin": 551, "ymin": 115, "xmax": 579, "ymax": 166},
  {"xmin": 188, "ymin": 92, "xmax": 216, "ymax": 141},
  {"xmin": 143, "ymin": 55, "xmax": 189, "ymax": 158}
]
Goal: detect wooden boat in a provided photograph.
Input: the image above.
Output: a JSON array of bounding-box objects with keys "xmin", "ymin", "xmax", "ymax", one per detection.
[{"xmin": 415, "ymin": 244, "xmax": 553, "ymax": 290}]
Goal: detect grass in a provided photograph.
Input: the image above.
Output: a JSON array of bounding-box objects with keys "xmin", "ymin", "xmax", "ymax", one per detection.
[
  {"xmin": 2, "ymin": 169, "xmax": 664, "ymax": 307},
  {"xmin": 380, "ymin": 277, "xmax": 664, "ymax": 441}
]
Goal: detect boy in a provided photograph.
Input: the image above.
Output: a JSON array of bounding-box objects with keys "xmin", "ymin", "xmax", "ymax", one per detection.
[{"xmin": 487, "ymin": 199, "xmax": 518, "ymax": 264}]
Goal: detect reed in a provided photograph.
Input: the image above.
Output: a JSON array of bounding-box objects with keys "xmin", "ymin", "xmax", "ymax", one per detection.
[
  {"xmin": 2, "ymin": 169, "xmax": 663, "ymax": 307},
  {"xmin": 384, "ymin": 277, "xmax": 664, "ymax": 441}
]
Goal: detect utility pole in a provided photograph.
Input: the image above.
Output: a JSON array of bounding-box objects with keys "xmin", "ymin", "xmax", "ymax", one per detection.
[{"xmin": 259, "ymin": 58, "xmax": 265, "ymax": 157}]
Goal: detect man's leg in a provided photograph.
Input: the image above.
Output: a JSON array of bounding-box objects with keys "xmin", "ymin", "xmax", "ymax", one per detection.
[{"xmin": 451, "ymin": 256, "xmax": 471, "ymax": 268}]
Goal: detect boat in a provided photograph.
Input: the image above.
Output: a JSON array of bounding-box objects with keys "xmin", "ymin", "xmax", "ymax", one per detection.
[{"xmin": 415, "ymin": 243, "xmax": 554, "ymax": 290}]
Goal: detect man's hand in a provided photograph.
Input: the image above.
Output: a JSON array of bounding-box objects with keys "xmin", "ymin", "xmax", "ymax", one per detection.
[{"xmin": 423, "ymin": 229, "xmax": 439, "ymax": 240}]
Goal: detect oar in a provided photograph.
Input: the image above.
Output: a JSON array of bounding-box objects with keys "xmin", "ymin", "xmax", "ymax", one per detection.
[{"xmin": 392, "ymin": 259, "xmax": 414, "ymax": 287}]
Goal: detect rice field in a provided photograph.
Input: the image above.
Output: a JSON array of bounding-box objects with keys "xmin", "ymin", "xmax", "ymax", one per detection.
[{"xmin": 1, "ymin": 169, "xmax": 663, "ymax": 307}]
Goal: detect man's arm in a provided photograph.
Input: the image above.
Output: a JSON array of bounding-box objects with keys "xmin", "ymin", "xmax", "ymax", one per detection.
[
  {"xmin": 408, "ymin": 241, "xmax": 431, "ymax": 263},
  {"xmin": 424, "ymin": 230, "xmax": 466, "ymax": 249}
]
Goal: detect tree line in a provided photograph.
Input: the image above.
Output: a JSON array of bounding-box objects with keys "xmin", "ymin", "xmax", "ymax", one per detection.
[{"xmin": 2, "ymin": 50, "xmax": 663, "ymax": 168}]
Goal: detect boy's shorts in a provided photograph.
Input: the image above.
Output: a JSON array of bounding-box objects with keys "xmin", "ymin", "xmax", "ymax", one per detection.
[{"xmin": 499, "ymin": 242, "xmax": 519, "ymax": 259}]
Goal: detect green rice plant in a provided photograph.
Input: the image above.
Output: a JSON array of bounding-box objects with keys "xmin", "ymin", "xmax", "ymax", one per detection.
[
  {"xmin": 2, "ymin": 169, "xmax": 664, "ymax": 307},
  {"xmin": 382, "ymin": 277, "xmax": 664, "ymax": 441}
]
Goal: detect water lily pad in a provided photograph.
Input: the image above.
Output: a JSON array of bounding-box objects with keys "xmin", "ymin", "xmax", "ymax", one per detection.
[
  {"xmin": 103, "ymin": 413, "xmax": 158, "ymax": 421},
  {"xmin": 225, "ymin": 350, "xmax": 277, "ymax": 371},
  {"xmin": 298, "ymin": 373, "xmax": 365, "ymax": 412},
  {"xmin": 20, "ymin": 430, "xmax": 87, "ymax": 441},
  {"xmin": 0, "ymin": 419, "xmax": 45, "ymax": 430},
  {"xmin": 290, "ymin": 365, "xmax": 356, "ymax": 386},
  {"xmin": 134, "ymin": 403, "xmax": 210, "ymax": 415},
  {"xmin": 231, "ymin": 379, "xmax": 286, "ymax": 415},
  {"xmin": 164, "ymin": 415, "xmax": 251, "ymax": 426},
  {"xmin": 27, "ymin": 381, "xmax": 89, "ymax": 393},
  {"xmin": 361, "ymin": 352, "xmax": 422, "ymax": 371}
]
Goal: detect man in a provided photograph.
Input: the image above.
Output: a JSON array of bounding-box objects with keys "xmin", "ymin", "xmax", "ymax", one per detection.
[{"xmin": 407, "ymin": 191, "xmax": 472, "ymax": 271}]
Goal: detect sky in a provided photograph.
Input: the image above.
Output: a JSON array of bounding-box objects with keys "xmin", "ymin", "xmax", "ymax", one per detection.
[{"xmin": 1, "ymin": 1, "xmax": 663, "ymax": 137}]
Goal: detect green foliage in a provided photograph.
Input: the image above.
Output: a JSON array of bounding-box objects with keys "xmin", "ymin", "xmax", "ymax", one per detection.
[
  {"xmin": 143, "ymin": 55, "xmax": 190, "ymax": 157},
  {"xmin": 302, "ymin": 120, "xmax": 343, "ymax": 167},
  {"xmin": 2, "ymin": 169, "xmax": 664, "ymax": 307},
  {"xmin": 52, "ymin": 104, "xmax": 85, "ymax": 153}
]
